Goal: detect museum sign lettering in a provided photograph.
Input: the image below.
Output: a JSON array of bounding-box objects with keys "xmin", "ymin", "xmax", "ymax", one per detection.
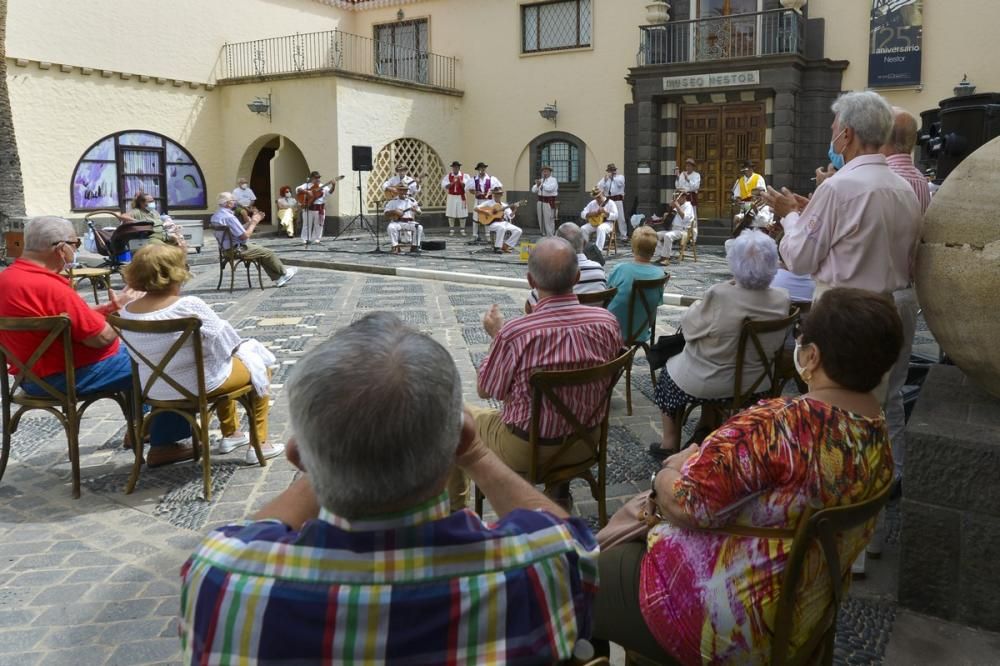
[{"xmin": 662, "ymin": 70, "xmax": 759, "ymax": 91}]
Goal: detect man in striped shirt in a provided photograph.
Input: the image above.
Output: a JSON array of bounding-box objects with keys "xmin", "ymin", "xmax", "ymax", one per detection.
[
  {"xmin": 525, "ymin": 222, "xmax": 607, "ymax": 312},
  {"xmin": 179, "ymin": 312, "xmax": 599, "ymax": 664},
  {"xmin": 449, "ymin": 237, "xmax": 624, "ymax": 511}
]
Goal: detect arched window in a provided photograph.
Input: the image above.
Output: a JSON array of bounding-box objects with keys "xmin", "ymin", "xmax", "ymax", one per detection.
[
  {"xmin": 367, "ymin": 138, "xmax": 446, "ymax": 211},
  {"xmin": 71, "ymin": 130, "xmax": 207, "ymax": 212},
  {"xmin": 537, "ymin": 139, "xmax": 580, "ymax": 187}
]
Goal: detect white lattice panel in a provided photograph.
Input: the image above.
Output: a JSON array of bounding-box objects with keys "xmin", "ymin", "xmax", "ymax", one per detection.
[{"xmin": 367, "ymin": 138, "xmax": 446, "ymax": 211}]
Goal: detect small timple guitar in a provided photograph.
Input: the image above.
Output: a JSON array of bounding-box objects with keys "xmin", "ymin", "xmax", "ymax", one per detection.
[
  {"xmin": 384, "ymin": 205, "xmax": 420, "ymax": 221},
  {"xmin": 587, "ymin": 211, "xmax": 608, "ymax": 227},
  {"xmin": 476, "ymin": 199, "xmax": 527, "ymax": 225}
]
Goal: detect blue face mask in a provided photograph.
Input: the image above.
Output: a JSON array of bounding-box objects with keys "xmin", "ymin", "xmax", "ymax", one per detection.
[{"xmin": 827, "ymin": 128, "xmax": 847, "ymax": 171}]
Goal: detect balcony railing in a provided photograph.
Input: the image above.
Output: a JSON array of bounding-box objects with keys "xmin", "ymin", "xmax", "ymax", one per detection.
[
  {"xmin": 221, "ymin": 29, "xmax": 459, "ymax": 91},
  {"xmin": 638, "ymin": 9, "xmax": 805, "ymax": 66}
]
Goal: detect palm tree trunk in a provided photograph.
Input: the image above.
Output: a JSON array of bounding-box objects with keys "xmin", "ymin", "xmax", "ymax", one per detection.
[{"xmin": 0, "ymin": 0, "xmax": 26, "ymax": 223}]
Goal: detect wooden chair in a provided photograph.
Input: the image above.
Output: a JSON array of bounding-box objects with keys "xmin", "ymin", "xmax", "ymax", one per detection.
[
  {"xmin": 623, "ymin": 275, "xmax": 670, "ymax": 416},
  {"xmin": 603, "ymin": 231, "xmax": 617, "ymax": 256},
  {"xmin": 212, "ymin": 225, "xmax": 264, "ymax": 293},
  {"xmin": 677, "ymin": 217, "xmax": 698, "ymax": 262},
  {"xmin": 626, "ymin": 479, "xmax": 894, "ymax": 665},
  {"xmin": 677, "ymin": 308, "xmax": 800, "ymax": 436},
  {"xmin": 577, "ymin": 287, "xmax": 617, "ymax": 309},
  {"xmin": 0, "ymin": 315, "xmax": 135, "ymax": 498},
  {"xmin": 474, "ymin": 348, "xmax": 635, "ymax": 527},
  {"xmin": 107, "ymin": 315, "xmax": 268, "ymax": 500}
]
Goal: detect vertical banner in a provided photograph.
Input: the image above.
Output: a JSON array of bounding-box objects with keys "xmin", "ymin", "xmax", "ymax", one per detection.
[{"xmin": 868, "ymin": 0, "xmax": 924, "ymax": 87}]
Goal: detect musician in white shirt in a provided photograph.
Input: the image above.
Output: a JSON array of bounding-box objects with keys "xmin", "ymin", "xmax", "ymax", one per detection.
[
  {"xmin": 383, "ymin": 164, "xmax": 420, "ymax": 198},
  {"xmin": 675, "ymin": 158, "xmax": 701, "ymax": 219},
  {"xmin": 732, "ymin": 187, "xmax": 773, "ymax": 235},
  {"xmin": 654, "ymin": 189, "xmax": 696, "ymax": 264},
  {"xmin": 596, "ymin": 163, "xmax": 627, "ymax": 241},
  {"xmin": 295, "ymin": 171, "xmax": 334, "ymax": 245},
  {"xmin": 732, "ymin": 161, "xmax": 766, "ymax": 205},
  {"xmin": 579, "ymin": 188, "xmax": 618, "ymax": 252},
  {"xmin": 531, "ymin": 165, "xmax": 559, "ymax": 237},
  {"xmin": 475, "ymin": 187, "xmax": 522, "ymax": 254},
  {"xmin": 383, "ymin": 186, "xmax": 423, "ymax": 254},
  {"xmin": 467, "ymin": 162, "xmax": 502, "ymax": 241},
  {"xmin": 440, "ymin": 161, "xmax": 471, "ymax": 236}
]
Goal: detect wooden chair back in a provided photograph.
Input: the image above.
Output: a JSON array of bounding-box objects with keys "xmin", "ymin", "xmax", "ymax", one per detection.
[
  {"xmin": 211, "ymin": 224, "xmax": 263, "ymax": 292},
  {"xmin": 731, "ymin": 307, "xmax": 799, "ymax": 409},
  {"xmin": 0, "ymin": 315, "xmax": 76, "ymax": 405},
  {"xmin": 624, "ymin": 275, "xmax": 669, "ymax": 347},
  {"xmin": 577, "ymin": 287, "xmax": 617, "ymax": 309}
]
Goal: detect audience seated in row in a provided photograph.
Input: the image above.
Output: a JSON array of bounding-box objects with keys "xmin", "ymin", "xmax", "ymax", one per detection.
[
  {"xmin": 606, "ymin": 226, "xmax": 665, "ymax": 344},
  {"xmin": 525, "ymin": 222, "xmax": 607, "ymax": 312}
]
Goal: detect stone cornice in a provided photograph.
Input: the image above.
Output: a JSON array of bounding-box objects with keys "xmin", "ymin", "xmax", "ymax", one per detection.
[
  {"xmin": 7, "ymin": 57, "xmax": 215, "ymax": 90},
  {"xmin": 314, "ymin": 0, "xmax": 427, "ymax": 10}
]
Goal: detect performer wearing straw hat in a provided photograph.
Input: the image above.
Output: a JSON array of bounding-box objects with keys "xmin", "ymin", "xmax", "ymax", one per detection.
[
  {"xmin": 531, "ymin": 165, "xmax": 559, "ymax": 237},
  {"xmin": 579, "ymin": 187, "xmax": 617, "ymax": 252}
]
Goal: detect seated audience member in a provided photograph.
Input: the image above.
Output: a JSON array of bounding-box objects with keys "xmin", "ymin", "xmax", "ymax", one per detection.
[
  {"xmin": 525, "ymin": 222, "xmax": 607, "ymax": 312},
  {"xmin": 179, "ymin": 312, "xmax": 599, "ymax": 663},
  {"xmin": 0, "ymin": 216, "xmax": 191, "ymax": 466},
  {"xmin": 606, "ymin": 227, "xmax": 665, "ymax": 343},
  {"xmin": 211, "ymin": 192, "xmax": 297, "ymax": 287},
  {"xmin": 126, "ymin": 192, "xmax": 185, "ymax": 248},
  {"xmin": 649, "ymin": 230, "xmax": 790, "ymax": 456},
  {"xmin": 592, "ymin": 288, "xmax": 901, "ymax": 664},
  {"xmin": 118, "ymin": 244, "xmax": 284, "ymax": 463},
  {"xmin": 448, "ymin": 238, "xmax": 623, "ymax": 511},
  {"xmin": 275, "ymin": 185, "xmax": 298, "ymax": 238},
  {"xmin": 772, "ymin": 265, "xmax": 816, "ymax": 304}
]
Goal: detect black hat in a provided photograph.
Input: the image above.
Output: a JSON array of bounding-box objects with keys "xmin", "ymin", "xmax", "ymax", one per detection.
[
  {"xmin": 606, "ymin": 163, "xmax": 617, "ymax": 171},
  {"xmin": 309, "ymin": 170, "xmax": 321, "ymax": 179},
  {"xmin": 475, "ymin": 162, "xmax": 488, "ymax": 170},
  {"xmin": 740, "ymin": 161, "xmax": 753, "ymax": 170},
  {"xmin": 450, "ymin": 161, "xmax": 462, "ymax": 167}
]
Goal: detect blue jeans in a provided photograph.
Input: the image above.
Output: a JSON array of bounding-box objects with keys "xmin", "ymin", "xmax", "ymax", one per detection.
[{"xmin": 23, "ymin": 346, "xmax": 191, "ymax": 446}]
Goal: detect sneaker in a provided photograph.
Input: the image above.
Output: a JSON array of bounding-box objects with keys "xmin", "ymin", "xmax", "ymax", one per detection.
[
  {"xmin": 275, "ymin": 267, "xmax": 298, "ymax": 287},
  {"xmin": 217, "ymin": 432, "xmax": 250, "ymax": 454},
  {"xmin": 246, "ymin": 442, "xmax": 285, "ymax": 464},
  {"xmin": 449, "ymin": 229, "xmax": 455, "ymax": 235},
  {"xmin": 460, "ymin": 228, "xmax": 466, "ymax": 235}
]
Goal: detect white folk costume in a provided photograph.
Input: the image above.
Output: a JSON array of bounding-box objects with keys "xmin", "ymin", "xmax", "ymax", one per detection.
[
  {"xmin": 732, "ymin": 172, "xmax": 766, "ymax": 203},
  {"xmin": 657, "ymin": 200, "xmax": 696, "ymax": 258},
  {"xmin": 579, "ymin": 198, "xmax": 618, "ymax": 251},
  {"xmin": 531, "ymin": 175, "xmax": 559, "ymax": 237},
  {"xmin": 468, "ymin": 173, "xmax": 502, "ymax": 239},
  {"xmin": 384, "ymin": 196, "xmax": 424, "ymax": 250},
  {"xmin": 676, "ymin": 169, "xmax": 701, "ymax": 218},
  {"xmin": 383, "ymin": 174, "xmax": 420, "ymax": 198},
  {"xmin": 295, "ymin": 181, "xmax": 333, "ymax": 244},
  {"xmin": 596, "ymin": 173, "xmax": 627, "ymax": 239},
  {"xmin": 441, "ymin": 171, "xmax": 471, "ymax": 235},
  {"xmin": 475, "ymin": 198, "xmax": 522, "ymax": 252}
]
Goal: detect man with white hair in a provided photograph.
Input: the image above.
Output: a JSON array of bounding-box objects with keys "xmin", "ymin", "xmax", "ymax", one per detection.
[
  {"xmin": 232, "ymin": 176, "xmax": 256, "ymax": 209},
  {"xmin": 0, "ymin": 216, "xmax": 192, "ymax": 466},
  {"xmin": 211, "ymin": 192, "xmax": 297, "ymax": 287},
  {"xmin": 180, "ymin": 312, "xmax": 599, "ymax": 663}
]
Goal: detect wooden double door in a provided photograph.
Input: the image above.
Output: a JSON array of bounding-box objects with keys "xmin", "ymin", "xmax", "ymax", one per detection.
[{"xmin": 678, "ymin": 102, "xmax": 766, "ymax": 219}]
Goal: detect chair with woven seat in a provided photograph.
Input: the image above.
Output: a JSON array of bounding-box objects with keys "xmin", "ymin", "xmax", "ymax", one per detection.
[
  {"xmin": 623, "ymin": 275, "xmax": 670, "ymax": 416},
  {"xmin": 108, "ymin": 315, "xmax": 268, "ymax": 500},
  {"xmin": 625, "ymin": 478, "xmax": 894, "ymax": 666},
  {"xmin": 677, "ymin": 308, "xmax": 800, "ymax": 437},
  {"xmin": 577, "ymin": 287, "xmax": 617, "ymax": 308},
  {"xmin": 474, "ymin": 348, "xmax": 635, "ymax": 527},
  {"xmin": 212, "ymin": 225, "xmax": 264, "ymax": 293},
  {"xmin": 0, "ymin": 315, "xmax": 135, "ymax": 498}
]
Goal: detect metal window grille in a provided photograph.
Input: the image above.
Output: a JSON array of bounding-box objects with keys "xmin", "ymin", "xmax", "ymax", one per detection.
[
  {"xmin": 374, "ymin": 19, "xmax": 430, "ymax": 84},
  {"xmin": 522, "ymin": 0, "xmax": 592, "ymax": 53},
  {"xmin": 367, "ymin": 138, "xmax": 447, "ymax": 212},
  {"xmin": 538, "ymin": 141, "xmax": 579, "ymax": 185}
]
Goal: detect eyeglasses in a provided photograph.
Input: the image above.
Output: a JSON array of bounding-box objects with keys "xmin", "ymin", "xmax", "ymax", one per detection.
[{"xmin": 52, "ymin": 239, "xmax": 83, "ymax": 249}]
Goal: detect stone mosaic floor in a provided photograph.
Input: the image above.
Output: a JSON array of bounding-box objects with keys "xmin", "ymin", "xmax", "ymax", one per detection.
[{"xmin": 0, "ymin": 246, "xmax": 942, "ymax": 664}]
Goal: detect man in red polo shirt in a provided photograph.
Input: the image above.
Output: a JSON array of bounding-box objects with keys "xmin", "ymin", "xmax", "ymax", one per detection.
[
  {"xmin": 0, "ymin": 216, "xmax": 191, "ymax": 467},
  {"xmin": 447, "ymin": 237, "xmax": 624, "ymax": 511}
]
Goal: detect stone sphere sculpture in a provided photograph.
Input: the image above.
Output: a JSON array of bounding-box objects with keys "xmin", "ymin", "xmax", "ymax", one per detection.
[{"xmin": 916, "ymin": 136, "xmax": 1000, "ymax": 399}]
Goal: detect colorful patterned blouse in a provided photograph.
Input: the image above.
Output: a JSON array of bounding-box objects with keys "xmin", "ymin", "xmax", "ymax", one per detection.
[{"xmin": 640, "ymin": 396, "xmax": 893, "ymax": 665}]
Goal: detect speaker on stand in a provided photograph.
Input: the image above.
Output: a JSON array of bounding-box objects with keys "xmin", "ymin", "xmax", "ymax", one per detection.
[{"xmin": 334, "ymin": 145, "xmax": 380, "ymax": 249}]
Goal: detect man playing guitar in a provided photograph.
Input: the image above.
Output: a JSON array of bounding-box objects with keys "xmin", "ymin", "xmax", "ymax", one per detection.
[
  {"xmin": 383, "ymin": 164, "xmax": 420, "ymax": 199},
  {"xmin": 383, "ymin": 185, "xmax": 424, "ymax": 254},
  {"xmin": 296, "ymin": 171, "xmax": 343, "ymax": 246},
  {"xmin": 467, "ymin": 162, "xmax": 502, "ymax": 243},
  {"xmin": 578, "ymin": 187, "xmax": 618, "ymax": 253},
  {"xmin": 474, "ymin": 187, "xmax": 523, "ymax": 254}
]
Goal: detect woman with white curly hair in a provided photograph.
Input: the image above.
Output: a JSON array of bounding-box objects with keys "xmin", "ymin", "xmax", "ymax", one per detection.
[{"xmin": 648, "ymin": 229, "xmax": 791, "ymax": 456}]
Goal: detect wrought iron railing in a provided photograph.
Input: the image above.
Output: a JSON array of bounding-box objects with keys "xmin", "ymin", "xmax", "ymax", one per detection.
[
  {"xmin": 221, "ymin": 29, "xmax": 459, "ymax": 90},
  {"xmin": 638, "ymin": 9, "xmax": 805, "ymax": 66}
]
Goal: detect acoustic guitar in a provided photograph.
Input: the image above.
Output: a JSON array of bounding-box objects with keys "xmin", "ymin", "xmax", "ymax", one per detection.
[
  {"xmin": 587, "ymin": 211, "xmax": 608, "ymax": 227},
  {"xmin": 384, "ymin": 205, "xmax": 420, "ymax": 221},
  {"xmin": 476, "ymin": 199, "xmax": 527, "ymax": 225},
  {"xmin": 297, "ymin": 176, "xmax": 346, "ymax": 207}
]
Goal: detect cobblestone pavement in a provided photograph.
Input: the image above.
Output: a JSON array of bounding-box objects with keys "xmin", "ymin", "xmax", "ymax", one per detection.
[{"xmin": 0, "ymin": 237, "xmax": 947, "ymax": 664}]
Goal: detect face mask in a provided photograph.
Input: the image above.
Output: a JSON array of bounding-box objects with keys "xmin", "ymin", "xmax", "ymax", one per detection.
[
  {"xmin": 240, "ymin": 183, "xmax": 248, "ymax": 190},
  {"xmin": 828, "ymin": 129, "xmax": 847, "ymax": 171},
  {"xmin": 793, "ymin": 341, "xmax": 809, "ymax": 378},
  {"xmin": 146, "ymin": 202, "xmax": 156, "ymax": 211}
]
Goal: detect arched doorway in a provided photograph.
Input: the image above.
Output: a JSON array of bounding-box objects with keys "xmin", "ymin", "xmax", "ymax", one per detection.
[{"xmin": 238, "ymin": 135, "xmax": 309, "ymax": 225}]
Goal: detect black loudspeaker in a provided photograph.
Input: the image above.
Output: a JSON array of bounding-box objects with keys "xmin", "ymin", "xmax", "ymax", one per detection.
[{"xmin": 352, "ymin": 145, "xmax": 373, "ymax": 172}]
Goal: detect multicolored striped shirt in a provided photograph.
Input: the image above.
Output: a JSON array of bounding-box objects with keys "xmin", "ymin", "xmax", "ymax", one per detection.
[
  {"xmin": 180, "ymin": 492, "xmax": 599, "ymax": 664},
  {"xmin": 478, "ymin": 294, "xmax": 623, "ymax": 438}
]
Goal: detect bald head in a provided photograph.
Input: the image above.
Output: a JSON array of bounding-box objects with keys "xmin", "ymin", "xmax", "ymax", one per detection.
[
  {"xmin": 527, "ymin": 237, "xmax": 579, "ymax": 294},
  {"xmin": 555, "ymin": 222, "xmax": 585, "ymax": 253},
  {"xmin": 883, "ymin": 106, "xmax": 919, "ymax": 156}
]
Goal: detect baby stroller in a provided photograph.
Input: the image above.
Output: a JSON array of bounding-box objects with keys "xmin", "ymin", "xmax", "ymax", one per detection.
[{"xmin": 84, "ymin": 211, "xmax": 155, "ymax": 272}]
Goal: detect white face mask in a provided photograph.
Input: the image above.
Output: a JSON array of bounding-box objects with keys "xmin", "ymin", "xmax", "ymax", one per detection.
[
  {"xmin": 793, "ymin": 341, "xmax": 809, "ymax": 378},
  {"xmin": 239, "ymin": 183, "xmax": 248, "ymax": 190},
  {"xmin": 146, "ymin": 201, "xmax": 156, "ymax": 211}
]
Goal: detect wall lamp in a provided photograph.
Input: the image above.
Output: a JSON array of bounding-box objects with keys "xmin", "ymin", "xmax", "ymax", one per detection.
[
  {"xmin": 247, "ymin": 94, "xmax": 272, "ymax": 122},
  {"xmin": 397, "ymin": 8, "xmax": 405, "ymax": 21},
  {"xmin": 539, "ymin": 101, "xmax": 558, "ymax": 125}
]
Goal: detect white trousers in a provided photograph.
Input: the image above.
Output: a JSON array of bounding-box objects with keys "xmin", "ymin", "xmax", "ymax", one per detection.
[
  {"xmin": 471, "ymin": 200, "xmax": 490, "ymax": 238},
  {"xmin": 301, "ymin": 209, "xmax": 324, "ymax": 242},
  {"xmin": 886, "ymin": 286, "xmax": 919, "ymax": 480},
  {"xmin": 488, "ymin": 221, "xmax": 522, "ymax": 249},
  {"xmin": 536, "ymin": 202, "xmax": 556, "ymax": 237},
  {"xmin": 656, "ymin": 229, "xmax": 685, "ymax": 258},
  {"xmin": 387, "ymin": 221, "xmax": 424, "ymax": 247},
  {"xmin": 612, "ymin": 199, "xmax": 627, "ymax": 238},
  {"xmin": 581, "ymin": 222, "xmax": 613, "ymax": 250}
]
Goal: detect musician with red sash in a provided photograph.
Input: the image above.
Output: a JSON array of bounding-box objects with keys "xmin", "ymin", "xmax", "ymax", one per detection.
[
  {"xmin": 474, "ymin": 187, "xmax": 522, "ymax": 254},
  {"xmin": 440, "ymin": 161, "xmax": 471, "ymax": 236},
  {"xmin": 579, "ymin": 187, "xmax": 618, "ymax": 252},
  {"xmin": 596, "ymin": 163, "xmax": 627, "ymax": 242},
  {"xmin": 295, "ymin": 171, "xmax": 335, "ymax": 246},
  {"xmin": 467, "ymin": 162, "xmax": 502, "ymax": 242},
  {"xmin": 384, "ymin": 185, "xmax": 424, "ymax": 255},
  {"xmin": 531, "ymin": 165, "xmax": 559, "ymax": 237}
]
